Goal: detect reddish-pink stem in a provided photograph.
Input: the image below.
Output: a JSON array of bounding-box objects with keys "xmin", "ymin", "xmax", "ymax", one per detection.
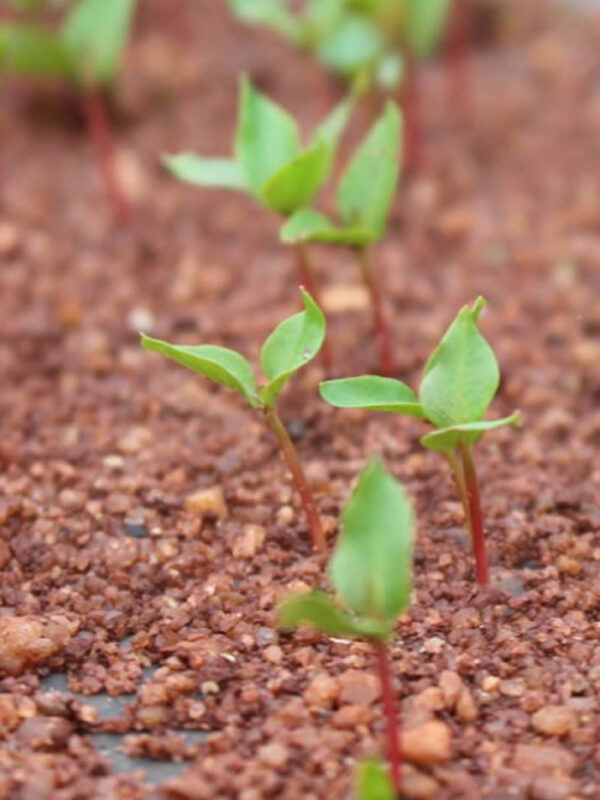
[
  {"xmin": 374, "ymin": 640, "xmax": 402, "ymax": 796},
  {"xmin": 81, "ymin": 88, "xmax": 132, "ymax": 225},
  {"xmin": 403, "ymin": 52, "xmax": 422, "ymax": 172},
  {"xmin": 444, "ymin": 0, "xmax": 471, "ymax": 120},
  {"xmin": 358, "ymin": 248, "xmax": 394, "ymax": 376},
  {"xmin": 296, "ymin": 243, "xmax": 332, "ymax": 372},
  {"xmin": 265, "ymin": 406, "xmax": 326, "ymax": 552},
  {"xmin": 459, "ymin": 443, "xmax": 489, "ymax": 586}
]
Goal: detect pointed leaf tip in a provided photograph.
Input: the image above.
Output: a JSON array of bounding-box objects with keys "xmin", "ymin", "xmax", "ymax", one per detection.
[
  {"xmin": 260, "ymin": 289, "xmax": 326, "ymax": 405},
  {"xmin": 420, "ymin": 298, "xmax": 500, "ymax": 428}
]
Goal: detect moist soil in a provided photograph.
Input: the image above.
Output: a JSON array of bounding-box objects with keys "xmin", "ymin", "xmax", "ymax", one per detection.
[{"xmin": 1, "ymin": 1, "xmax": 600, "ymax": 798}]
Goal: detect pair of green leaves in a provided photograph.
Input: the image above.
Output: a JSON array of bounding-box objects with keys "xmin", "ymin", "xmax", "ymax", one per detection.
[
  {"xmin": 0, "ymin": 0, "xmax": 136, "ymax": 86},
  {"xmin": 163, "ymin": 76, "xmax": 351, "ymax": 217},
  {"xmin": 141, "ymin": 289, "xmax": 325, "ymax": 411},
  {"xmin": 320, "ymin": 297, "xmax": 522, "ymax": 453},
  {"xmin": 279, "ymin": 459, "xmax": 413, "ymax": 641},
  {"xmin": 281, "ymin": 102, "xmax": 402, "ymax": 249}
]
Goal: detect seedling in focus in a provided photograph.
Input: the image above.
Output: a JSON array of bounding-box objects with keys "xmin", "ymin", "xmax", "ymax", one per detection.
[
  {"xmin": 141, "ymin": 289, "xmax": 328, "ymax": 552},
  {"xmin": 279, "ymin": 459, "xmax": 413, "ymax": 797},
  {"xmin": 281, "ymin": 102, "xmax": 401, "ymax": 376},
  {"xmin": 0, "ymin": 0, "xmax": 136, "ymax": 222},
  {"xmin": 320, "ymin": 297, "xmax": 522, "ymax": 585}
]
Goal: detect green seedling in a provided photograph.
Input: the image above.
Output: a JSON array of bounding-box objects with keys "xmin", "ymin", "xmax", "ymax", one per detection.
[
  {"xmin": 141, "ymin": 289, "xmax": 328, "ymax": 553},
  {"xmin": 281, "ymin": 102, "xmax": 401, "ymax": 376},
  {"xmin": 226, "ymin": 0, "xmax": 401, "ymax": 94},
  {"xmin": 320, "ymin": 298, "xmax": 522, "ymax": 585},
  {"xmin": 279, "ymin": 459, "xmax": 413, "ymax": 796},
  {"xmin": 0, "ymin": 0, "xmax": 136, "ymax": 222},
  {"xmin": 164, "ymin": 75, "xmax": 351, "ymax": 368}
]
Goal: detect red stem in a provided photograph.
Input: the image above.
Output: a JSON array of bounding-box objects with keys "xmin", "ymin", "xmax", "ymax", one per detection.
[
  {"xmin": 444, "ymin": 0, "xmax": 471, "ymax": 120},
  {"xmin": 403, "ymin": 52, "xmax": 422, "ymax": 173},
  {"xmin": 81, "ymin": 88, "xmax": 132, "ymax": 225},
  {"xmin": 357, "ymin": 248, "xmax": 394, "ymax": 377},
  {"xmin": 374, "ymin": 640, "xmax": 402, "ymax": 796},
  {"xmin": 265, "ymin": 406, "xmax": 326, "ymax": 552},
  {"xmin": 459, "ymin": 443, "xmax": 489, "ymax": 586},
  {"xmin": 296, "ymin": 243, "xmax": 332, "ymax": 372}
]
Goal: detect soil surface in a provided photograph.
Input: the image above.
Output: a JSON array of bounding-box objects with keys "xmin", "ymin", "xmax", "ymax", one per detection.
[{"xmin": 1, "ymin": 1, "xmax": 600, "ymax": 798}]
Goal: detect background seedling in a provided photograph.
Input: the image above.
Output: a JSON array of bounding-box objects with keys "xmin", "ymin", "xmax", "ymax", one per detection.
[
  {"xmin": 279, "ymin": 459, "xmax": 413, "ymax": 796},
  {"xmin": 320, "ymin": 297, "xmax": 521, "ymax": 585},
  {"xmin": 226, "ymin": 0, "xmax": 402, "ymax": 96},
  {"xmin": 164, "ymin": 75, "xmax": 352, "ymax": 369},
  {"xmin": 0, "ymin": 0, "xmax": 136, "ymax": 222},
  {"xmin": 281, "ymin": 102, "xmax": 401, "ymax": 376},
  {"xmin": 141, "ymin": 289, "xmax": 328, "ymax": 553}
]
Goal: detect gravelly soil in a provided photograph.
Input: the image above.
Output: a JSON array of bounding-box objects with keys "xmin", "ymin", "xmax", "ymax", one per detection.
[{"xmin": 1, "ymin": 1, "xmax": 600, "ymax": 798}]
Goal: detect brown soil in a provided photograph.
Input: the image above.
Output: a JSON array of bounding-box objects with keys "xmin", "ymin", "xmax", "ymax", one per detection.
[{"xmin": 1, "ymin": 1, "xmax": 600, "ymax": 798}]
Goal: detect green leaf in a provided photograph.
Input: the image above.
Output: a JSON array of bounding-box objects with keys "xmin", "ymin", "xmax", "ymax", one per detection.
[
  {"xmin": 320, "ymin": 375, "xmax": 424, "ymax": 416},
  {"xmin": 280, "ymin": 208, "xmax": 373, "ymax": 246},
  {"xmin": 421, "ymin": 412, "xmax": 523, "ymax": 452},
  {"xmin": 62, "ymin": 0, "xmax": 136, "ymax": 86},
  {"xmin": 260, "ymin": 139, "xmax": 330, "ymax": 215},
  {"xmin": 338, "ymin": 101, "xmax": 402, "ymax": 239},
  {"xmin": 330, "ymin": 459, "xmax": 413, "ymax": 623},
  {"xmin": 303, "ymin": 0, "xmax": 346, "ymax": 46},
  {"xmin": 260, "ymin": 289, "xmax": 326, "ymax": 406},
  {"xmin": 419, "ymin": 297, "xmax": 500, "ymax": 429},
  {"xmin": 234, "ymin": 76, "xmax": 300, "ymax": 195},
  {"xmin": 140, "ymin": 335, "xmax": 261, "ymax": 408},
  {"xmin": 0, "ymin": 24, "xmax": 72, "ymax": 78},
  {"xmin": 226, "ymin": 0, "xmax": 301, "ymax": 43},
  {"xmin": 356, "ymin": 760, "xmax": 396, "ymax": 800},
  {"xmin": 278, "ymin": 591, "xmax": 390, "ymax": 639},
  {"xmin": 162, "ymin": 154, "xmax": 247, "ymax": 192},
  {"xmin": 317, "ymin": 14, "xmax": 384, "ymax": 74},
  {"xmin": 312, "ymin": 95, "xmax": 353, "ymax": 170},
  {"xmin": 406, "ymin": 0, "xmax": 452, "ymax": 59}
]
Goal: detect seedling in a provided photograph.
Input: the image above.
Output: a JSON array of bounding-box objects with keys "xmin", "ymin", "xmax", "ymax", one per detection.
[
  {"xmin": 226, "ymin": 0, "xmax": 402, "ymax": 94},
  {"xmin": 278, "ymin": 459, "xmax": 413, "ymax": 796},
  {"xmin": 141, "ymin": 289, "xmax": 327, "ymax": 553},
  {"xmin": 163, "ymin": 76, "xmax": 351, "ymax": 368},
  {"xmin": 320, "ymin": 298, "xmax": 522, "ymax": 585},
  {"xmin": 0, "ymin": 0, "xmax": 136, "ymax": 222},
  {"xmin": 281, "ymin": 102, "xmax": 401, "ymax": 376}
]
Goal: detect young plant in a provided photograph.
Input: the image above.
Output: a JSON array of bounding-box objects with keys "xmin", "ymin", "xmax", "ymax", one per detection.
[
  {"xmin": 320, "ymin": 297, "xmax": 522, "ymax": 585},
  {"xmin": 281, "ymin": 102, "xmax": 401, "ymax": 376},
  {"xmin": 226, "ymin": 0, "xmax": 402, "ymax": 95},
  {"xmin": 0, "ymin": 0, "xmax": 136, "ymax": 222},
  {"xmin": 141, "ymin": 289, "xmax": 328, "ymax": 553},
  {"xmin": 278, "ymin": 459, "xmax": 413, "ymax": 797},
  {"xmin": 163, "ymin": 75, "xmax": 351, "ymax": 368}
]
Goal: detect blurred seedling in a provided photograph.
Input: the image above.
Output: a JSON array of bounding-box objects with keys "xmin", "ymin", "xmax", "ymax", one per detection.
[
  {"xmin": 320, "ymin": 297, "xmax": 522, "ymax": 585},
  {"xmin": 281, "ymin": 102, "xmax": 401, "ymax": 376},
  {"xmin": 163, "ymin": 75, "xmax": 352, "ymax": 369},
  {"xmin": 225, "ymin": 0, "xmax": 402, "ymax": 96},
  {"xmin": 141, "ymin": 289, "xmax": 328, "ymax": 553},
  {"xmin": 356, "ymin": 759, "xmax": 398, "ymax": 800},
  {"xmin": 279, "ymin": 459, "xmax": 413, "ymax": 796},
  {"xmin": 0, "ymin": 0, "xmax": 136, "ymax": 222}
]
